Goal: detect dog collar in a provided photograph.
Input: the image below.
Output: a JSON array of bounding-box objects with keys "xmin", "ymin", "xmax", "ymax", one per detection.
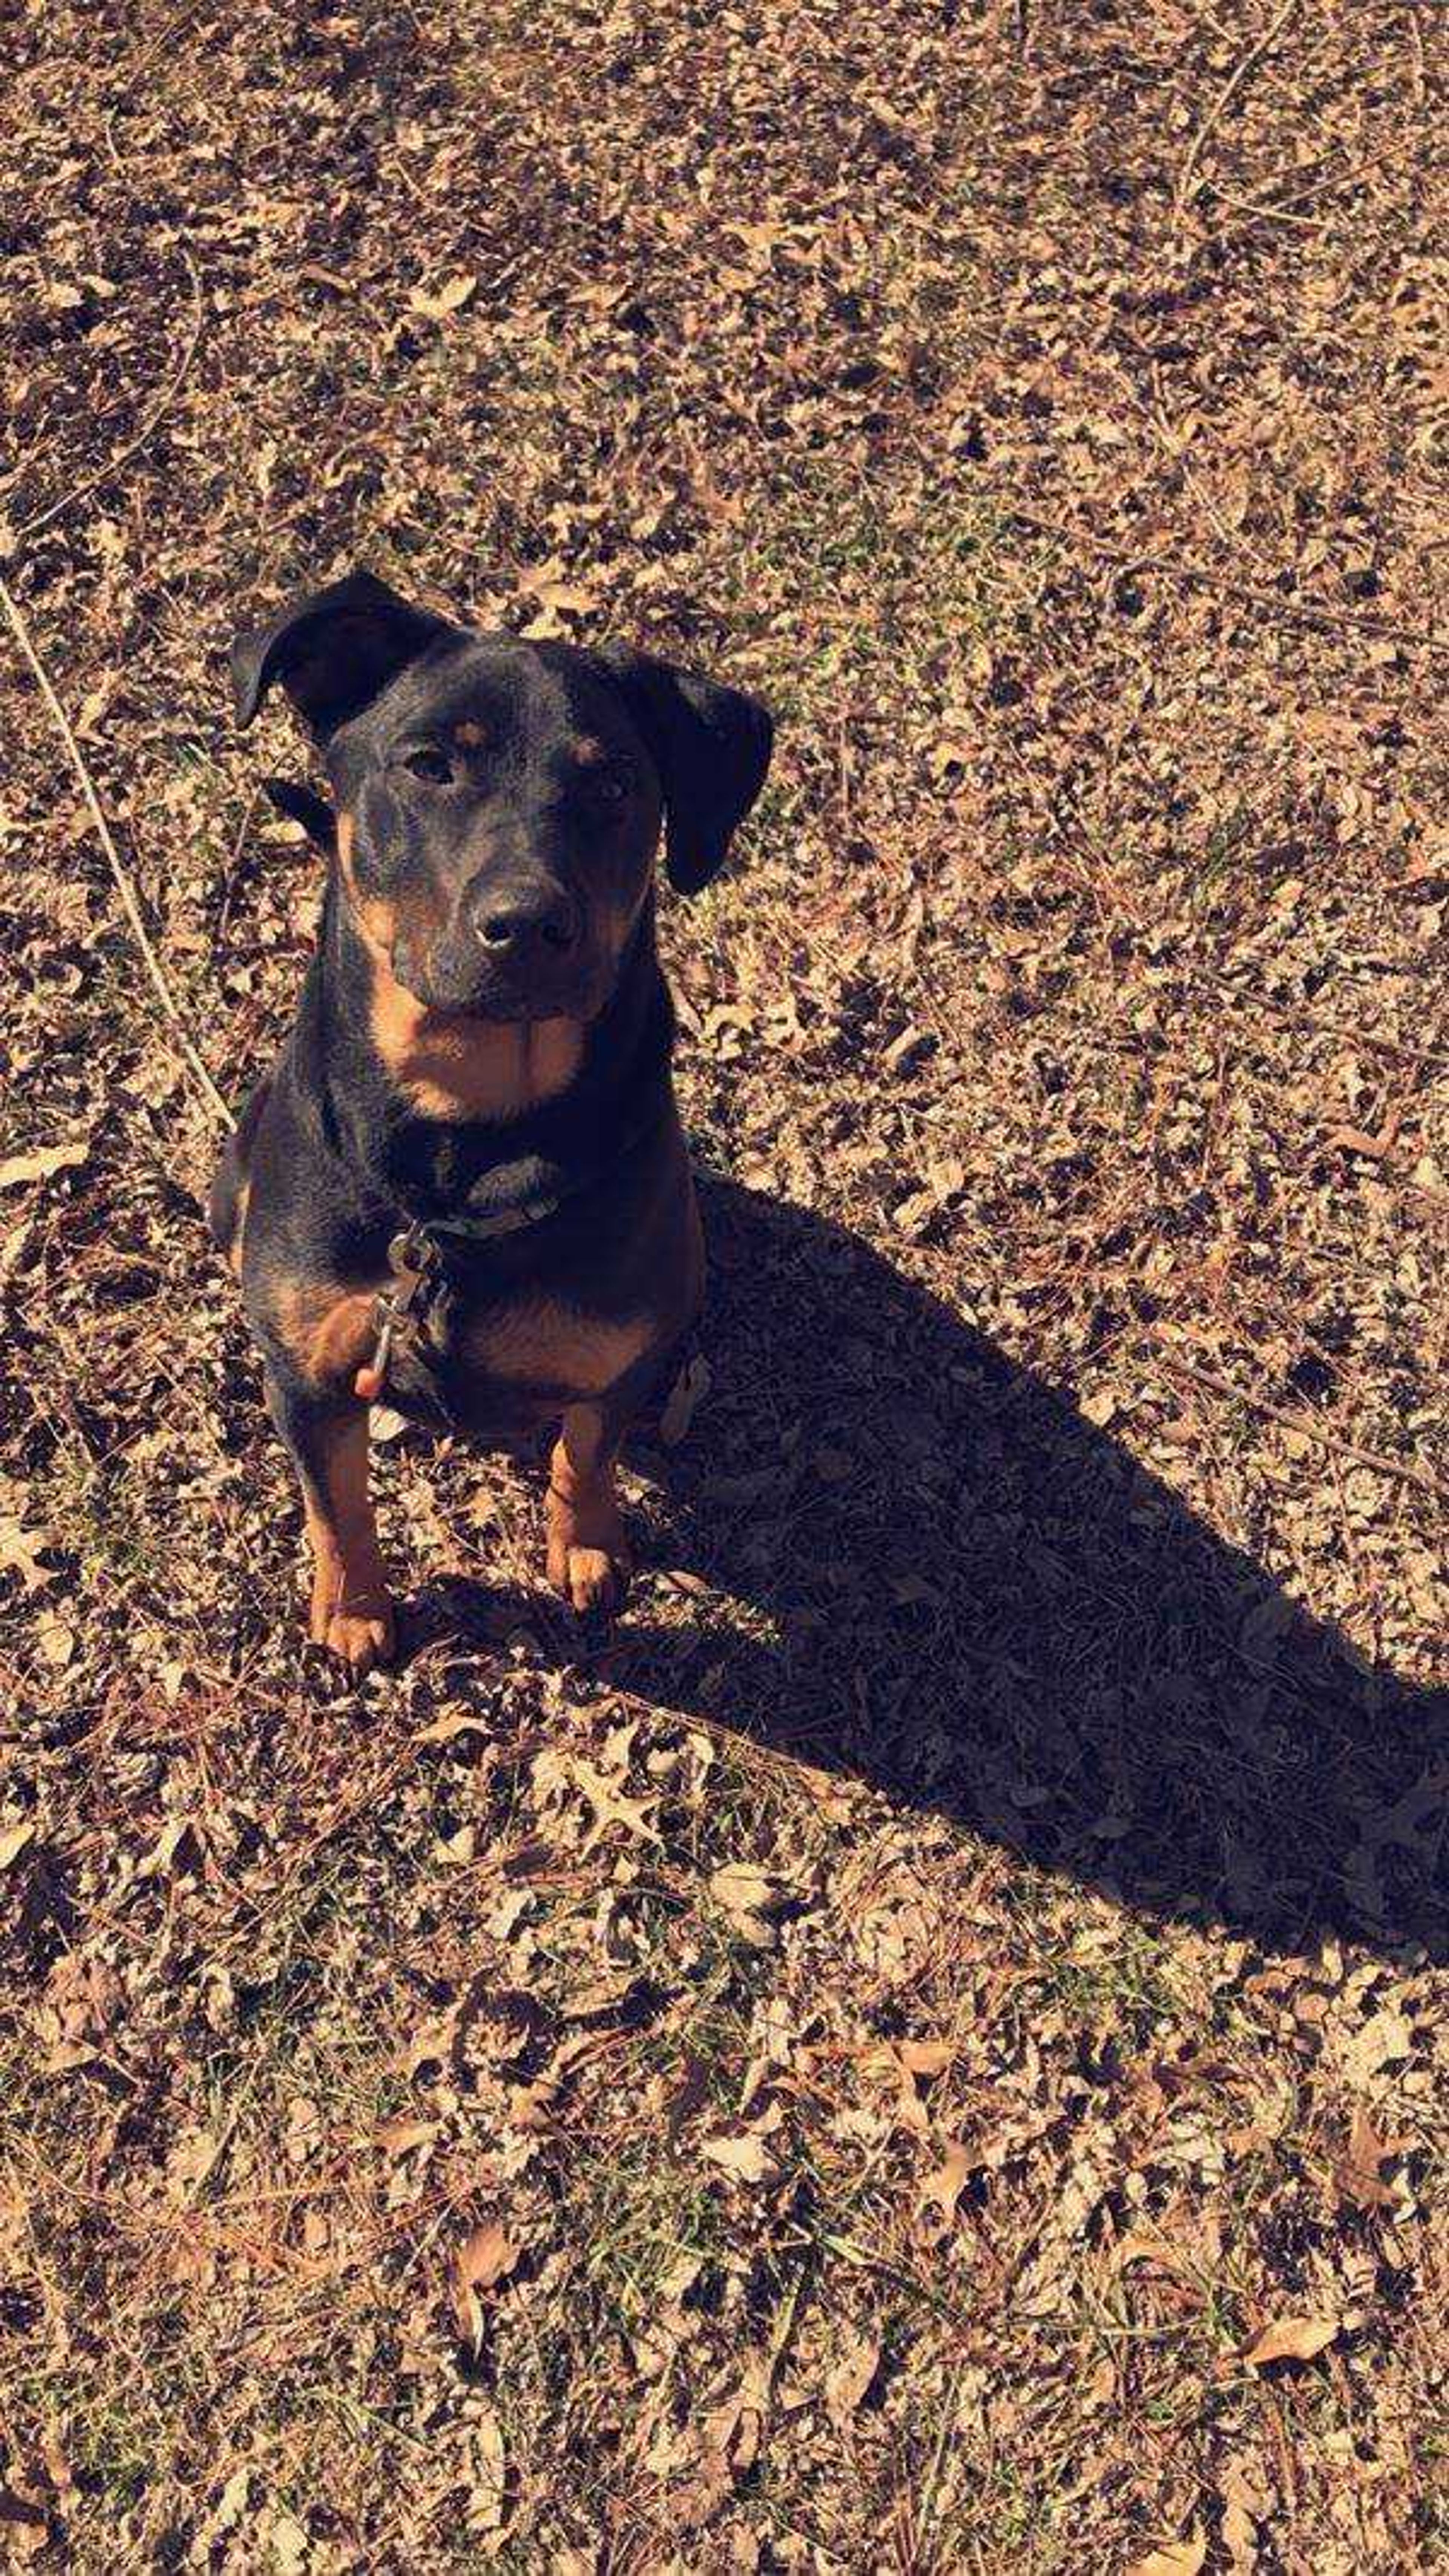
[{"xmin": 352, "ymin": 1103, "xmax": 666, "ymax": 1410}]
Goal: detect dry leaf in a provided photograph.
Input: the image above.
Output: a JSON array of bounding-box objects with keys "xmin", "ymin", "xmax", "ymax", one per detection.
[
  {"xmin": 825, "ymin": 2329, "xmax": 881, "ymax": 2426},
  {"xmin": 269, "ymin": 2512, "xmax": 310, "ymax": 2574},
  {"xmin": 38, "ymin": 1621, "xmax": 75, "ymax": 1668},
  {"xmin": 409, "ymin": 270, "xmax": 477, "ymax": 320},
  {"xmin": 700, "ymin": 2131, "xmax": 781, "ymax": 2184},
  {"xmin": 918, "ymin": 2138, "xmax": 972, "ymax": 2225},
  {"xmin": 38, "ymin": 2430, "xmax": 75, "ymax": 2501},
  {"xmin": 560, "ymin": 1972, "xmax": 653, "ymax": 2026},
  {"xmin": 467, "ymin": 2402, "xmax": 509, "ymax": 2545},
  {"xmin": 1343, "ymin": 2007, "xmax": 1414, "ymax": 2081},
  {"xmin": 165, "ymin": 2127, "xmax": 221, "ymax": 2202},
  {"xmin": 0, "ymin": 1138, "xmax": 89, "ymax": 1190},
  {"xmin": 0, "ymin": 1818, "xmax": 36, "ymax": 1869},
  {"xmin": 0, "ymin": 2490, "xmax": 50, "ymax": 2561},
  {"xmin": 456, "ymin": 2219, "xmax": 520, "ymax": 2295},
  {"xmin": 435, "ymin": 1824, "xmax": 476, "ymax": 1866},
  {"xmin": 1237, "ymin": 1593, "xmax": 1295, "ymax": 1661},
  {"xmin": 0, "ymin": 1517, "xmax": 55, "ymax": 1594},
  {"xmin": 514, "ymin": 559, "xmax": 599, "ymax": 615},
  {"xmin": 1244, "ymin": 2315, "xmax": 1340, "ymax": 2368},
  {"xmin": 1337, "ymin": 2107, "xmax": 1407, "ymax": 2210},
  {"xmin": 1218, "ymin": 2460, "xmax": 1270, "ymax": 2573},
  {"xmin": 452, "ymin": 2220, "xmax": 521, "ymax": 2352},
  {"xmin": 571, "ymin": 1761, "xmax": 661, "ymax": 1851},
  {"xmin": 708, "ymin": 1863, "xmax": 792, "ymax": 1946},
  {"xmin": 136, "ymin": 1816, "xmax": 200, "ymax": 1879},
  {"xmin": 883, "ymin": 1022, "xmax": 934, "ymax": 1075},
  {"xmin": 1220, "ymin": 2495, "xmax": 1257, "ymax": 2573},
  {"xmin": 413, "ymin": 1705, "xmax": 490, "ymax": 1745},
  {"xmin": 660, "ymin": 1352, "xmax": 713, "ymax": 1445},
  {"xmin": 897, "ymin": 2038, "xmax": 953, "ymax": 2079},
  {"xmin": 403, "ymin": 2008, "xmax": 460, "ymax": 2077},
  {"xmin": 1129, "ymin": 2535, "xmax": 1206, "ymax": 2576},
  {"xmin": 376, "ymin": 2117, "xmax": 439, "ymax": 2159},
  {"xmin": 283, "ymin": 2096, "xmax": 322, "ymax": 2165}
]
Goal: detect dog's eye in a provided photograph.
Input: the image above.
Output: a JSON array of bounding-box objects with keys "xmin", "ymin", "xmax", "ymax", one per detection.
[
  {"xmin": 398, "ymin": 743, "xmax": 454, "ymax": 785},
  {"xmin": 592, "ymin": 768, "xmax": 630, "ymax": 807}
]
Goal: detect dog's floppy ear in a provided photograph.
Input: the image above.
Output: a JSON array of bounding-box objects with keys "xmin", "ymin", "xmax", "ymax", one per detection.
[
  {"xmin": 593, "ymin": 644, "xmax": 773, "ymax": 894},
  {"xmin": 230, "ymin": 570, "xmax": 454, "ymax": 742},
  {"xmin": 262, "ymin": 777, "xmax": 337, "ymax": 856}
]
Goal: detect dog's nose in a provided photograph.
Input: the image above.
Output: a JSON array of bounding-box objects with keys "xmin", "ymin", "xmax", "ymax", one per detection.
[{"xmin": 472, "ymin": 880, "xmax": 580, "ymax": 958}]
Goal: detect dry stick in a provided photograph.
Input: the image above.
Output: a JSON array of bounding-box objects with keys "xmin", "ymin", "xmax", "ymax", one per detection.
[
  {"xmin": 1175, "ymin": 0, "xmax": 1302, "ymax": 218},
  {"xmin": 1012, "ymin": 507, "xmax": 1449, "ymax": 657},
  {"xmin": 1204, "ymin": 186, "xmax": 1328, "ymax": 233},
  {"xmin": 1324, "ymin": 997, "xmax": 1449, "ymax": 1159},
  {"xmin": 1405, "ymin": 1, "xmax": 1426, "ymax": 109},
  {"xmin": 103, "ymin": 0, "xmax": 204, "ymax": 118},
  {"xmin": 1154, "ymin": 1347, "xmax": 1448, "ymax": 1505},
  {"xmin": 0, "ymin": 576, "xmax": 235, "ymax": 1132},
  {"xmin": 2, "ymin": 246, "xmax": 232, "ymax": 1135},
  {"xmin": 9, "ymin": 250, "xmax": 205, "ymax": 546},
  {"xmin": 1200, "ymin": 973, "xmax": 1449, "ymax": 1074},
  {"xmin": 1203, "ymin": 152, "xmax": 1367, "ymax": 229}
]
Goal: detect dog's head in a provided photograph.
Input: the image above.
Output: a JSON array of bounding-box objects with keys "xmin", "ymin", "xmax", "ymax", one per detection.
[{"xmin": 231, "ymin": 571, "xmax": 772, "ymax": 1022}]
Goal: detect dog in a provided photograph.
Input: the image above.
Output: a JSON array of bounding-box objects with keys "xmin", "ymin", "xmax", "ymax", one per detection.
[{"xmin": 209, "ymin": 570, "xmax": 773, "ymax": 1673}]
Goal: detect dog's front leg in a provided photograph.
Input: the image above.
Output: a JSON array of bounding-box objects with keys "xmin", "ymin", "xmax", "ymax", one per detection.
[
  {"xmin": 547, "ymin": 1401, "xmax": 632, "ymax": 1614},
  {"xmin": 265, "ymin": 1370, "xmax": 396, "ymax": 1674}
]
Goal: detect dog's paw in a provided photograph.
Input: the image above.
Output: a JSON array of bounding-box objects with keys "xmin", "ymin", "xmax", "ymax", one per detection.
[
  {"xmin": 552, "ymin": 1540, "xmax": 631, "ymax": 1615},
  {"xmin": 546, "ymin": 1476, "xmax": 632, "ymax": 1615},
  {"xmin": 311, "ymin": 1589, "xmax": 397, "ymax": 1675}
]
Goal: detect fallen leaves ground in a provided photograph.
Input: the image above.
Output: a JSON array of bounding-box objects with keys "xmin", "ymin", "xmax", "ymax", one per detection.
[{"xmin": 1, "ymin": 3, "xmax": 1445, "ymax": 2569}]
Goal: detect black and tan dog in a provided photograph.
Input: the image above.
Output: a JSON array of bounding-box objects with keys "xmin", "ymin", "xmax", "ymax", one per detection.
[{"xmin": 210, "ymin": 570, "xmax": 772, "ymax": 1673}]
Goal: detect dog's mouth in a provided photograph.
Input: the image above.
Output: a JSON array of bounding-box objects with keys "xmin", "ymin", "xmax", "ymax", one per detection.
[{"xmin": 390, "ymin": 931, "xmax": 606, "ymax": 1025}]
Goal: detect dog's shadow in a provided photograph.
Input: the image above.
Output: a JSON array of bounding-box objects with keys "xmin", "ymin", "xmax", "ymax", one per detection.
[{"xmin": 432, "ymin": 1179, "xmax": 1446, "ymax": 1962}]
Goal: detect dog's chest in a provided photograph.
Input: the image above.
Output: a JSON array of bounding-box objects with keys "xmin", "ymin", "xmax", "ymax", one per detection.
[
  {"xmin": 455, "ymin": 1292, "xmax": 654, "ymax": 1397},
  {"xmin": 383, "ymin": 1281, "xmax": 658, "ymax": 1432}
]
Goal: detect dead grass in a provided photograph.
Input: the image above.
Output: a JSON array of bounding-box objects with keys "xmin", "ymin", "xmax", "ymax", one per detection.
[{"xmin": 1, "ymin": 2, "xmax": 1446, "ymax": 2569}]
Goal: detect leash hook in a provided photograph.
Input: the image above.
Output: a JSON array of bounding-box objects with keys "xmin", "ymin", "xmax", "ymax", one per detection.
[{"xmin": 353, "ymin": 1223, "xmax": 438, "ymax": 1403}]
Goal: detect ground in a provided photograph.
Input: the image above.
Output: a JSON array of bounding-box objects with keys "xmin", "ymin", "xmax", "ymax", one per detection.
[{"xmin": 1, "ymin": 3, "xmax": 1446, "ymax": 2569}]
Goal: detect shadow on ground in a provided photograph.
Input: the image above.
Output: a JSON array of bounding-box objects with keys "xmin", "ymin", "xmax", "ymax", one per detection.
[{"xmin": 429, "ymin": 1178, "xmax": 1446, "ymax": 1962}]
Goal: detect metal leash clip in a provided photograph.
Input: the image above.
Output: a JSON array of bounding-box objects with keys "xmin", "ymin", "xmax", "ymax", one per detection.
[{"xmin": 353, "ymin": 1223, "xmax": 441, "ymax": 1404}]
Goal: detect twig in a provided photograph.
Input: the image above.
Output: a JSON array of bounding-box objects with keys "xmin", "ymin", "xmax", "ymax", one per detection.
[
  {"xmin": 1175, "ymin": 0, "xmax": 1302, "ymax": 218},
  {"xmin": 1320, "ymin": 998, "xmax": 1449, "ymax": 1161},
  {"xmin": 1404, "ymin": 3, "xmax": 1426, "ymax": 109},
  {"xmin": 100, "ymin": 1, "xmax": 205, "ymax": 177},
  {"xmin": 1153, "ymin": 1346, "xmax": 1447, "ymax": 1504},
  {"xmin": 1201, "ymin": 148, "xmax": 1393, "ymax": 239},
  {"xmin": 9, "ymin": 248, "xmax": 205, "ymax": 546},
  {"xmin": 1201, "ymin": 186, "xmax": 1327, "ymax": 234},
  {"xmin": 1211, "ymin": 155, "xmax": 1371, "ymax": 221},
  {"xmin": 1011, "ymin": 507, "xmax": 1449, "ymax": 656},
  {"xmin": 1198, "ymin": 971, "xmax": 1449, "ymax": 1073},
  {"xmin": 0, "ymin": 574, "xmax": 235, "ymax": 1132}
]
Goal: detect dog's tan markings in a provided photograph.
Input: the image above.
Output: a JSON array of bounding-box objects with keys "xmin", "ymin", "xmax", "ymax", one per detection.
[
  {"xmin": 335, "ymin": 815, "xmax": 578, "ymax": 1117},
  {"xmin": 334, "ymin": 810, "xmax": 398, "ymax": 963},
  {"xmin": 454, "ymin": 720, "xmax": 486, "ymax": 747},
  {"xmin": 367, "ymin": 983, "xmax": 584, "ymax": 1123},
  {"xmin": 466, "ymin": 1301, "xmax": 654, "ymax": 1397},
  {"xmin": 571, "ymin": 736, "xmax": 608, "ymax": 767},
  {"xmin": 228, "ymin": 1180, "xmax": 251, "ymax": 1279},
  {"xmin": 547, "ymin": 1401, "xmax": 630, "ymax": 1612},
  {"xmin": 299, "ymin": 1409, "xmax": 394, "ymax": 1673},
  {"xmin": 338, "ymin": 811, "xmax": 451, "ymax": 965},
  {"xmin": 271, "ymin": 1276, "xmax": 382, "ymax": 1390}
]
